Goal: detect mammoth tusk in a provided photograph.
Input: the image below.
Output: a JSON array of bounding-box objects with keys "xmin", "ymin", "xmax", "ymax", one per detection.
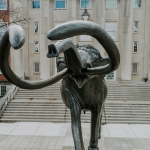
[
  {"xmin": 0, "ymin": 25, "xmax": 70, "ymax": 89},
  {"xmin": 47, "ymin": 21, "xmax": 120, "ymax": 75}
]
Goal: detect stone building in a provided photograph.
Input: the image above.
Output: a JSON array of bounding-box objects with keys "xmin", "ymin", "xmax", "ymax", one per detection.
[{"xmin": 6, "ymin": 0, "xmax": 150, "ymax": 83}]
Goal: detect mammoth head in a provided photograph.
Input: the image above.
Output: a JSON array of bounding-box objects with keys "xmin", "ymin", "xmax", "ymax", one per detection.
[
  {"xmin": 0, "ymin": 21, "xmax": 120, "ymax": 89},
  {"xmin": 57, "ymin": 44, "xmax": 109, "ymax": 72}
]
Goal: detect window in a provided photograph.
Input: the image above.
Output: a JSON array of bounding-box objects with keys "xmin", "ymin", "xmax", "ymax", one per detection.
[
  {"xmin": 105, "ymin": 72, "xmax": 115, "ymax": 81},
  {"xmin": 80, "ymin": 35, "xmax": 92, "ymax": 41},
  {"xmin": 33, "ymin": 62, "xmax": 40, "ymax": 73},
  {"xmin": 0, "ymin": 23, "xmax": 7, "ymax": 39},
  {"xmin": 133, "ymin": 0, "xmax": 141, "ymax": 8},
  {"xmin": 55, "ymin": 0, "xmax": 66, "ymax": 9},
  {"xmin": 0, "ymin": 0, "xmax": 7, "ymax": 10},
  {"xmin": 34, "ymin": 42, "xmax": 39, "ymax": 53},
  {"xmin": 132, "ymin": 63, "xmax": 138, "ymax": 74},
  {"xmin": 134, "ymin": 21, "xmax": 138, "ymax": 33},
  {"xmin": 133, "ymin": 41, "xmax": 138, "ymax": 53},
  {"xmin": 33, "ymin": 0, "xmax": 40, "ymax": 9},
  {"xmin": 105, "ymin": 22, "xmax": 117, "ymax": 40},
  {"xmin": 80, "ymin": 0, "xmax": 91, "ymax": 9},
  {"xmin": 106, "ymin": 0, "xmax": 117, "ymax": 9},
  {"xmin": 34, "ymin": 22, "xmax": 39, "ymax": 33},
  {"xmin": 0, "ymin": 86, "xmax": 6, "ymax": 96}
]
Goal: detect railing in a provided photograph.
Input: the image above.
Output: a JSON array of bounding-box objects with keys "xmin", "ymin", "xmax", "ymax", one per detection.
[
  {"xmin": 0, "ymin": 85, "xmax": 19, "ymax": 118},
  {"xmin": 7, "ymin": 86, "xmax": 19, "ymax": 102}
]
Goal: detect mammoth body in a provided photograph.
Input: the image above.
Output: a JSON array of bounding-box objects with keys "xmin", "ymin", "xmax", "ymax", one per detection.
[
  {"xmin": 0, "ymin": 21, "xmax": 120, "ymax": 150},
  {"xmin": 58, "ymin": 44, "xmax": 108, "ymax": 110},
  {"xmin": 61, "ymin": 76, "xmax": 107, "ymax": 111}
]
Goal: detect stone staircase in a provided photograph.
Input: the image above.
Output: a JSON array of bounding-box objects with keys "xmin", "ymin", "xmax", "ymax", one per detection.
[{"xmin": 0, "ymin": 82, "xmax": 150, "ymax": 123}]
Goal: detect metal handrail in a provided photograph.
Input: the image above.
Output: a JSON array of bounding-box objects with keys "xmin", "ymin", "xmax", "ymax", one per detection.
[
  {"xmin": 0, "ymin": 85, "xmax": 19, "ymax": 117},
  {"xmin": 7, "ymin": 86, "xmax": 19, "ymax": 102}
]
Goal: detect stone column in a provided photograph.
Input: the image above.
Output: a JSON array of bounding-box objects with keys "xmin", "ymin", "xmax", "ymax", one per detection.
[
  {"xmin": 22, "ymin": 0, "xmax": 29, "ymax": 78},
  {"xmin": 144, "ymin": 0, "xmax": 150, "ymax": 80},
  {"xmin": 11, "ymin": 49, "xmax": 23, "ymax": 77},
  {"xmin": 67, "ymin": 0, "xmax": 76, "ymax": 44},
  {"xmin": 120, "ymin": 0, "xmax": 133, "ymax": 81},
  {"xmin": 49, "ymin": 0, "xmax": 55, "ymax": 76},
  {"xmin": 40, "ymin": 0, "xmax": 50, "ymax": 79},
  {"xmin": 95, "ymin": 0, "xmax": 105, "ymax": 56}
]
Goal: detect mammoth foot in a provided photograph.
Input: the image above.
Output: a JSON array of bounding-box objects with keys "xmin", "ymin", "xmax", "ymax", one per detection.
[{"xmin": 88, "ymin": 146, "xmax": 99, "ymax": 150}]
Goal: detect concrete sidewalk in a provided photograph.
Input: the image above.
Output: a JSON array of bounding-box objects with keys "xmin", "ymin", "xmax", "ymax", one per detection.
[{"xmin": 0, "ymin": 122, "xmax": 150, "ymax": 150}]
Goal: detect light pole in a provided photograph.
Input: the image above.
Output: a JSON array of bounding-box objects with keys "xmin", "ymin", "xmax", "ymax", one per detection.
[{"xmin": 82, "ymin": 0, "xmax": 90, "ymax": 21}]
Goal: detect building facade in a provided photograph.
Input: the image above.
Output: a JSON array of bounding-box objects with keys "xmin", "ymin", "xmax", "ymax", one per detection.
[
  {"xmin": 0, "ymin": 0, "xmax": 11, "ymax": 97},
  {"xmin": 7, "ymin": 0, "xmax": 150, "ymax": 83}
]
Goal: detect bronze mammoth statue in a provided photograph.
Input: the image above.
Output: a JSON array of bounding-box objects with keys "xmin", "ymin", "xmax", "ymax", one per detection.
[{"xmin": 0, "ymin": 21, "xmax": 120, "ymax": 150}]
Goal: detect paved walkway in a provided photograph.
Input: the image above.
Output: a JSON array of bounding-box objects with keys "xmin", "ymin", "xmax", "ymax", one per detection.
[{"xmin": 0, "ymin": 122, "xmax": 150, "ymax": 150}]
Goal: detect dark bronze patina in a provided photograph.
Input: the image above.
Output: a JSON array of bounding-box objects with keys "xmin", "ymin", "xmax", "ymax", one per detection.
[{"xmin": 0, "ymin": 21, "xmax": 120, "ymax": 150}]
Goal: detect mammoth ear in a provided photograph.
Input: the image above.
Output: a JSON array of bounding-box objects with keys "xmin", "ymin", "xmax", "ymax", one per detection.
[{"xmin": 57, "ymin": 59, "xmax": 66, "ymax": 72}]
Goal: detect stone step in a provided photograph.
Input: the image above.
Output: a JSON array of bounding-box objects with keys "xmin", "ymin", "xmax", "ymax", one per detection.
[
  {"xmin": 18, "ymin": 90, "xmax": 150, "ymax": 93},
  {"xmin": 18, "ymin": 88, "xmax": 150, "ymax": 91},
  {"xmin": 7, "ymin": 104, "xmax": 150, "ymax": 108},
  {"xmin": 6, "ymin": 108, "xmax": 150, "ymax": 111},
  {"xmin": 14, "ymin": 96, "xmax": 150, "ymax": 99},
  {"xmin": 1, "ymin": 116, "xmax": 150, "ymax": 122},
  {"xmin": 6, "ymin": 105, "xmax": 150, "ymax": 109},
  {"xmin": 8, "ymin": 103, "xmax": 150, "ymax": 107},
  {"xmin": 1, "ymin": 118, "xmax": 150, "ymax": 124},
  {"xmin": 5, "ymin": 108, "xmax": 150, "ymax": 112},
  {"xmin": 1, "ymin": 82, "xmax": 150, "ymax": 124},
  {"xmin": 15, "ymin": 94, "xmax": 150, "ymax": 96},
  {"xmin": 4, "ymin": 111, "xmax": 150, "ymax": 116},
  {"xmin": 3, "ymin": 112, "xmax": 150, "ymax": 118}
]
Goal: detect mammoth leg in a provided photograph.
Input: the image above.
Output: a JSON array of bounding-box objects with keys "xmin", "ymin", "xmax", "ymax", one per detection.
[
  {"xmin": 89, "ymin": 109, "xmax": 100, "ymax": 150},
  {"xmin": 65, "ymin": 89, "xmax": 85, "ymax": 150},
  {"xmin": 98, "ymin": 115, "xmax": 102, "ymax": 139}
]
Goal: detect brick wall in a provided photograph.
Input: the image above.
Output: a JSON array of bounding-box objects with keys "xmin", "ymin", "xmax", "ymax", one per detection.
[{"xmin": 0, "ymin": 0, "xmax": 10, "ymax": 81}]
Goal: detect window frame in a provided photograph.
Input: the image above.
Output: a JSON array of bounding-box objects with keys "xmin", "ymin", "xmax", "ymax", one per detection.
[
  {"xmin": 0, "ymin": 0, "xmax": 7, "ymax": 10},
  {"xmin": 55, "ymin": 0, "xmax": 66, "ymax": 10},
  {"xmin": 80, "ymin": 0, "xmax": 91, "ymax": 9},
  {"xmin": 32, "ymin": 0, "xmax": 40, "ymax": 9},
  {"xmin": 105, "ymin": 21, "xmax": 117, "ymax": 41},
  {"xmin": 33, "ymin": 62, "xmax": 40, "ymax": 74},
  {"xmin": 132, "ymin": 62, "xmax": 139, "ymax": 75},
  {"xmin": 133, "ymin": 21, "xmax": 139, "ymax": 33},
  {"xmin": 105, "ymin": 71, "xmax": 116, "ymax": 81},
  {"xmin": 34, "ymin": 41, "xmax": 39, "ymax": 53},
  {"xmin": 133, "ymin": 0, "xmax": 141, "ymax": 8},
  {"xmin": 34, "ymin": 22, "xmax": 39, "ymax": 33},
  {"xmin": 105, "ymin": 0, "xmax": 117, "ymax": 9},
  {"xmin": 133, "ymin": 41, "xmax": 138, "ymax": 53},
  {"xmin": 0, "ymin": 85, "xmax": 6, "ymax": 96}
]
